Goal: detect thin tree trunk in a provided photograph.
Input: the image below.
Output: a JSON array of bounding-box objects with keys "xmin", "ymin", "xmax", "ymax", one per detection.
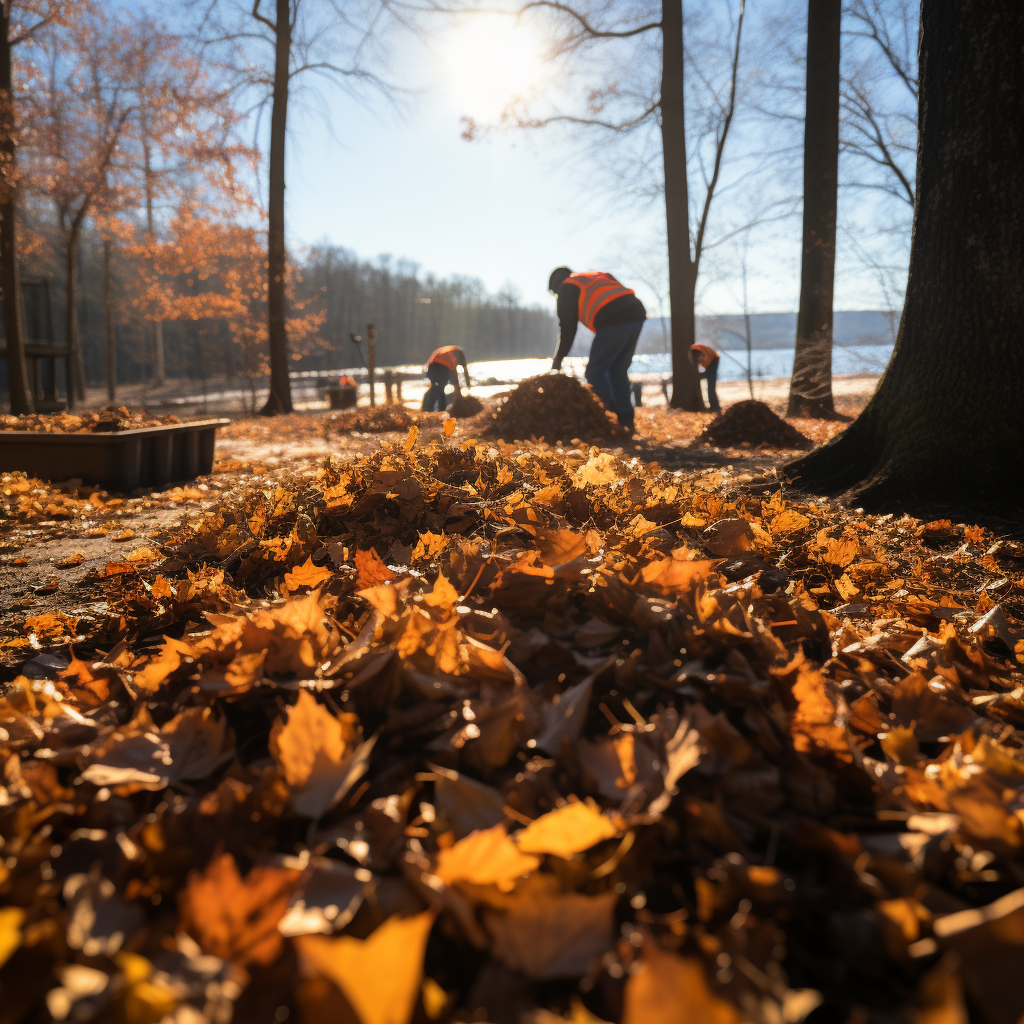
[
  {"xmin": 143, "ymin": 136, "xmax": 165, "ymax": 385},
  {"xmin": 0, "ymin": 8, "xmax": 31, "ymax": 414},
  {"xmin": 103, "ymin": 236, "xmax": 115, "ymax": 402},
  {"xmin": 261, "ymin": 0, "xmax": 293, "ymax": 416},
  {"xmin": 788, "ymin": 1, "xmax": 1024, "ymax": 513},
  {"xmin": 65, "ymin": 225, "xmax": 85, "ymax": 404},
  {"xmin": 787, "ymin": 0, "xmax": 841, "ymax": 419},
  {"xmin": 661, "ymin": 0, "xmax": 704, "ymax": 411}
]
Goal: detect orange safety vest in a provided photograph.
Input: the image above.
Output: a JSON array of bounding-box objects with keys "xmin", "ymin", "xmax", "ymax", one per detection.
[
  {"xmin": 690, "ymin": 343, "xmax": 718, "ymax": 369},
  {"xmin": 566, "ymin": 271, "xmax": 636, "ymax": 331},
  {"xmin": 427, "ymin": 345, "xmax": 463, "ymax": 372}
]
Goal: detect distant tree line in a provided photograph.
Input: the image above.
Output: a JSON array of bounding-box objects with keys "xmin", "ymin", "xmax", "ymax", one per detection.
[
  {"xmin": 297, "ymin": 246, "xmax": 556, "ymax": 370},
  {"xmin": 0, "ymin": 223, "xmax": 555, "ymax": 395}
]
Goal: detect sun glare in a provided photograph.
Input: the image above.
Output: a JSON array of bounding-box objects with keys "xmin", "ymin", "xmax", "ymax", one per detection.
[{"xmin": 442, "ymin": 15, "xmax": 546, "ymax": 121}]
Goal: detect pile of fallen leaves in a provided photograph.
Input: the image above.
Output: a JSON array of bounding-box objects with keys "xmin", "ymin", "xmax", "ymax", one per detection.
[
  {"xmin": 3, "ymin": 427, "xmax": 1024, "ymax": 1024},
  {"xmin": 326, "ymin": 406, "xmax": 441, "ymax": 434},
  {"xmin": 0, "ymin": 406, "xmax": 182, "ymax": 433},
  {"xmin": 447, "ymin": 393, "xmax": 485, "ymax": 418},
  {"xmin": 489, "ymin": 373, "xmax": 623, "ymax": 442},
  {"xmin": 694, "ymin": 399, "xmax": 812, "ymax": 450}
]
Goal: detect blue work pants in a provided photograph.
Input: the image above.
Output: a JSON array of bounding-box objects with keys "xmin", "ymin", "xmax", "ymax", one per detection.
[
  {"xmin": 585, "ymin": 320, "xmax": 644, "ymax": 429},
  {"xmin": 701, "ymin": 355, "xmax": 721, "ymax": 412},
  {"xmin": 422, "ymin": 363, "xmax": 456, "ymax": 411}
]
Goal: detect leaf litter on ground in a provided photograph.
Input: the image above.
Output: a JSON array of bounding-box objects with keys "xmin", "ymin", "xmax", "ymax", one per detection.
[{"xmin": 0, "ymin": 409, "xmax": 1023, "ymax": 1023}]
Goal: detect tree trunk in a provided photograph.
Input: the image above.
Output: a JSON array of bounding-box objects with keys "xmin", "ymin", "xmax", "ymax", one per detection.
[
  {"xmin": 0, "ymin": 8, "xmax": 31, "ymax": 414},
  {"xmin": 153, "ymin": 320, "xmax": 164, "ymax": 383},
  {"xmin": 260, "ymin": 0, "xmax": 293, "ymax": 416},
  {"xmin": 788, "ymin": 1, "xmax": 1024, "ymax": 513},
  {"xmin": 661, "ymin": 0, "xmax": 704, "ymax": 411},
  {"xmin": 103, "ymin": 237, "xmax": 115, "ymax": 402},
  {"xmin": 787, "ymin": 0, "xmax": 841, "ymax": 419},
  {"xmin": 65, "ymin": 227, "xmax": 85, "ymax": 406}
]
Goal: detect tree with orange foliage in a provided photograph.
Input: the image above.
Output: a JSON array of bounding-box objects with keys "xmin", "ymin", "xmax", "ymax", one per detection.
[
  {"xmin": 117, "ymin": 11, "xmax": 250, "ymax": 386},
  {"xmin": 0, "ymin": 0, "xmax": 64, "ymax": 414},
  {"xmin": 193, "ymin": 0, "xmax": 396, "ymax": 415},
  {"xmin": 21, "ymin": 5, "xmax": 139, "ymax": 403},
  {"xmin": 135, "ymin": 209, "xmax": 324, "ymax": 411}
]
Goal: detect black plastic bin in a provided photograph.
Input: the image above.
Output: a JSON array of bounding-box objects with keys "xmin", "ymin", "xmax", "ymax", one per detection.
[{"xmin": 0, "ymin": 418, "xmax": 230, "ymax": 491}]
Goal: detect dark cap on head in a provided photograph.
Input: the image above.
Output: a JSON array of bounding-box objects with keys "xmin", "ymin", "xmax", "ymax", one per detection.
[{"xmin": 548, "ymin": 267, "xmax": 572, "ymax": 293}]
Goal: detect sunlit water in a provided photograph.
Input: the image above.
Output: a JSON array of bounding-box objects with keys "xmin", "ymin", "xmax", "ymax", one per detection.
[{"xmin": 316, "ymin": 344, "xmax": 894, "ymax": 400}]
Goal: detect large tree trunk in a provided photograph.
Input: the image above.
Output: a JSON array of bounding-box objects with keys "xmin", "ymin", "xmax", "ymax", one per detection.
[
  {"xmin": 260, "ymin": 0, "xmax": 293, "ymax": 416},
  {"xmin": 0, "ymin": 9, "xmax": 31, "ymax": 414},
  {"xmin": 103, "ymin": 237, "xmax": 115, "ymax": 402},
  {"xmin": 788, "ymin": 1, "xmax": 1024, "ymax": 512},
  {"xmin": 787, "ymin": 0, "xmax": 841, "ymax": 419},
  {"xmin": 661, "ymin": 0, "xmax": 704, "ymax": 411}
]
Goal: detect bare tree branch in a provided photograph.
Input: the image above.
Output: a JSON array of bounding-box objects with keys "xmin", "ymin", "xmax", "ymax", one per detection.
[{"xmin": 692, "ymin": 0, "xmax": 745, "ymax": 268}]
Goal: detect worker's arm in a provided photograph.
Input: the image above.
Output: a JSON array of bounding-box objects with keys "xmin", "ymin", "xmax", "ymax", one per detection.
[
  {"xmin": 456, "ymin": 350, "xmax": 471, "ymax": 390},
  {"xmin": 551, "ymin": 283, "xmax": 580, "ymax": 370}
]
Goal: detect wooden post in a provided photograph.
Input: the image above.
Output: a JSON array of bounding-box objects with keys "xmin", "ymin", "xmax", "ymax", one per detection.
[
  {"xmin": 396, "ymin": 377, "xmax": 403, "ymax": 404},
  {"xmin": 367, "ymin": 322, "xmax": 377, "ymax": 407},
  {"xmin": 384, "ymin": 369, "xmax": 393, "ymax": 404}
]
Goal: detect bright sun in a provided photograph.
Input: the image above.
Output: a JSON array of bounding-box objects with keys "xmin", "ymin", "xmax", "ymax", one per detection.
[{"xmin": 443, "ymin": 15, "xmax": 546, "ymax": 121}]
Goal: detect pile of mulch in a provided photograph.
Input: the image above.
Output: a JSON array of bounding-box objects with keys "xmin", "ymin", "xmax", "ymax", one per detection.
[
  {"xmin": 692, "ymin": 399, "xmax": 812, "ymax": 449},
  {"xmin": 0, "ymin": 406, "xmax": 181, "ymax": 433},
  {"xmin": 488, "ymin": 373, "xmax": 622, "ymax": 442},
  {"xmin": 447, "ymin": 393, "xmax": 485, "ymax": 418},
  {"xmin": 326, "ymin": 406, "xmax": 441, "ymax": 434}
]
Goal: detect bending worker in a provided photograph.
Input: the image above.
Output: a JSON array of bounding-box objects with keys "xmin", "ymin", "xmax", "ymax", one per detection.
[
  {"xmin": 422, "ymin": 345, "xmax": 471, "ymax": 412},
  {"xmin": 549, "ymin": 267, "xmax": 646, "ymax": 432},
  {"xmin": 689, "ymin": 343, "xmax": 721, "ymax": 413}
]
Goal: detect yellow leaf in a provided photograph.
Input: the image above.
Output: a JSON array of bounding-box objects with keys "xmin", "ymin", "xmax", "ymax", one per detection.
[
  {"xmin": 515, "ymin": 801, "xmax": 618, "ymax": 859},
  {"xmin": 771, "ymin": 509, "xmax": 811, "ymax": 536},
  {"xmin": 639, "ymin": 557, "xmax": 716, "ymax": 597},
  {"xmin": 295, "ymin": 911, "xmax": 436, "ymax": 1024},
  {"xmin": 126, "ymin": 546, "xmax": 162, "ymax": 564},
  {"xmin": 270, "ymin": 690, "xmax": 362, "ymax": 818},
  {"xmin": 790, "ymin": 666, "xmax": 848, "ymax": 757},
  {"xmin": 411, "ymin": 531, "xmax": 449, "ymax": 562},
  {"xmin": 421, "ymin": 977, "xmax": 449, "ymax": 1020},
  {"xmin": 284, "ymin": 556, "xmax": 334, "ymax": 592},
  {"xmin": 623, "ymin": 940, "xmax": 740, "ymax": 1024},
  {"xmin": 574, "ymin": 452, "xmax": 618, "ymax": 487},
  {"xmin": 405, "ymin": 424, "xmax": 420, "ymax": 450},
  {"xmin": 0, "ymin": 906, "xmax": 25, "ymax": 970},
  {"xmin": 133, "ymin": 636, "xmax": 195, "ymax": 694},
  {"xmin": 355, "ymin": 548, "xmax": 397, "ymax": 589},
  {"xmin": 422, "ymin": 573, "xmax": 460, "ymax": 612},
  {"xmin": 835, "ymin": 573, "xmax": 860, "ymax": 600},
  {"xmin": 444, "ymin": 418, "xmax": 456, "ymax": 438},
  {"xmin": 435, "ymin": 824, "xmax": 540, "ymax": 891},
  {"xmin": 821, "ymin": 536, "xmax": 859, "ymax": 567}
]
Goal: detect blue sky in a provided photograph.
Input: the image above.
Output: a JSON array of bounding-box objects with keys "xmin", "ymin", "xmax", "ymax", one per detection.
[{"xmin": 173, "ymin": 1, "xmax": 916, "ymax": 318}]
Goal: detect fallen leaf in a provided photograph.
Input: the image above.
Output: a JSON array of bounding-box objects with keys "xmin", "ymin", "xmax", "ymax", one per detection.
[
  {"xmin": 515, "ymin": 801, "xmax": 618, "ymax": 859},
  {"xmin": 269, "ymin": 690, "xmax": 362, "ymax": 818},
  {"xmin": 179, "ymin": 851, "xmax": 299, "ymax": 967},
  {"xmin": 295, "ymin": 910, "xmax": 436, "ymax": 1024},
  {"xmin": 622, "ymin": 939, "xmax": 740, "ymax": 1024},
  {"xmin": 0, "ymin": 906, "xmax": 25, "ymax": 969},
  {"xmin": 284, "ymin": 556, "xmax": 334, "ymax": 591},
  {"xmin": 789, "ymin": 666, "xmax": 848, "ymax": 757},
  {"xmin": 435, "ymin": 824, "xmax": 540, "ymax": 891},
  {"xmin": 483, "ymin": 886, "xmax": 617, "ymax": 980},
  {"xmin": 355, "ymin": 547, "xmax": 397, "ymax": 589}
]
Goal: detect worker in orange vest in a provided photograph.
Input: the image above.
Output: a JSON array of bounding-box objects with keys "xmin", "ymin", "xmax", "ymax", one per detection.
[
  {"xmin": 423, "ymin": 345, "xmax": 471, "ymax": 411},
  {"xmin": 549, "ymin": 267, "xmax": 647, "ymax": 432},
  {"xmin": 690, "ymin": 343, "xmax": 721, "ymax": 413}
]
